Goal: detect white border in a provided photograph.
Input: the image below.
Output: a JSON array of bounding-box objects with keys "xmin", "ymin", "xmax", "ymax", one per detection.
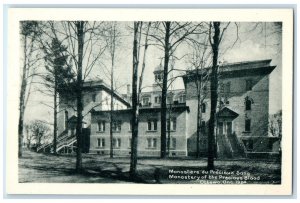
[{"xmin": 6, "ymin": 8, "xmax": 293, "ymax": 195}]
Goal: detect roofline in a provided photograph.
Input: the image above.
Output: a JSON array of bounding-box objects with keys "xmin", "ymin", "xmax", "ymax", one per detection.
[
  {"xmin": 91, "ymin": 105, "xmax": 190, "ymax": 114},
  {"xmin": 60, "ymin": 80, "xmax": 131, "ymax": 107}
]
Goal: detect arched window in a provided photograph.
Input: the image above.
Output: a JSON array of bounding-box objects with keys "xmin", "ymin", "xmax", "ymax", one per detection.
[
  {"xmin": 64, "ymin": 111, "xmax": 68, "ymax": 130},
  {"xmin": 245, "ymin": 96, "xmax": 253, "ymax": 111},
  {"xmin": 245, "ymin": 99, "xmax": 251, "ymax": 110}
]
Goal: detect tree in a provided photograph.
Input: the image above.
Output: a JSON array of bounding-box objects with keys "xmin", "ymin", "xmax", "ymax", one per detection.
[
  {"xmin": 187, "ymin": 36, "xmax": 211, "ymax": 158},
  {"xmin": 103, "ymin": 22, "xmax": 122, "ymax": 158},
  {"xmin": 269, "ymin": 110, "xmax": 282, "ymax": 138},
  {"xmin": 130, "ymin": 22, "xmax": 151, "ymax": 178},
  {"xmin": 41, "ymin": 37, "xmax": 74, "ymax": 154},
  {"xmin": 19, "ymin": 21, "xmax": 42, "ymax": 157},
  {"xmin": 28, "ymin": 120, "xmax": 51, "ymax": 150},
  {"xmin": 206, "ymin": 22, "xmax": 221, "ymax": 170},
  {"xmin": 148, "ymin": 22, "xmax": 203, "ymax": 158},
  {"xmin": 47, "ymin": 21, "xmax": 106, "ymax": 173},
  {"xmin": 207, "ymin": 22, "xmax": 238, "ymax": 169}
]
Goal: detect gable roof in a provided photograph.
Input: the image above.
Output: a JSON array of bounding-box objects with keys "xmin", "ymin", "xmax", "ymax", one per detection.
[{"xmin": 217, "ymin": 107, "xmax": 239, "ymax": 119}]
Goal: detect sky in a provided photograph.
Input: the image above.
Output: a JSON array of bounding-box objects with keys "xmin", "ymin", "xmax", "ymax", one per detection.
[{"xmin": 24, "ymin": 22, "xmax": 282, "ymax": 124}]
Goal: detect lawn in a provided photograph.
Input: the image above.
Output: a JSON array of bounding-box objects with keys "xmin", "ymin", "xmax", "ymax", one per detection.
[{"xmin": 19, "ymin": 150, "xmax": 281, "ymax": 184}]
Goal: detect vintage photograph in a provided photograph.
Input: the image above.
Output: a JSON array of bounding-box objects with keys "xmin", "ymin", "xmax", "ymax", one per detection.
[{"xmin": 7, "ymin": 8, "xmax": 293, "ymax": 195}]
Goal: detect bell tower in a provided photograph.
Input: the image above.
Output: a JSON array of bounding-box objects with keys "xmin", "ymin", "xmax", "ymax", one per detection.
[{"xmin": 153, "ymin": 63, "xmax": 164, "ymax": 92}]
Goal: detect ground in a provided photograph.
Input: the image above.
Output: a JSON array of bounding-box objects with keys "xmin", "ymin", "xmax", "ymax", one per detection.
[{"xmin": 19, "ymin": 150, "xmax": 281, "ymax": 184}]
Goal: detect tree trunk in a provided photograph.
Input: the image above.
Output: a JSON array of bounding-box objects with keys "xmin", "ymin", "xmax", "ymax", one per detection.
[
  {"xmin": 207, "ymin": 22, "xmax": 220, "ymax": 170},
  {"xmin": 110, "ymin": 56, "xmax": 114, "ymax": 158},
  {"xmin": 130, "ymin": 22, "xmax": 140, "ymax": 178},
  {"xmin": 196, "ymin": 91, "xmax": 202, "ymax": 158},
  {"xmin": 75, "ymin": 21, "xmax": 84, "ymax": 173},
  {"xmin": 161, "ymin": 21, "xmax": 171, "ymax": 159},
  {"xmin": 18, "ymin": 35, "xmax": 28, "ymax": 158},
  {"xmin": 53, "ymin": 78, "xmax": 57, "ymax": 155}
]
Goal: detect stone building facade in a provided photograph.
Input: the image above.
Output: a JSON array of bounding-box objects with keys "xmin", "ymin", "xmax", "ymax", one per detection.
[
  {"xmin": 89, "ymin": 106, "xmax": 189, "ymax": 156},
  {"xmin": 47, "ymin": 59, "xmax": 280, "ymax": 158},
  {"xmin": 183, "ymin": 59, "xmax": 280, "ymax": 158}
]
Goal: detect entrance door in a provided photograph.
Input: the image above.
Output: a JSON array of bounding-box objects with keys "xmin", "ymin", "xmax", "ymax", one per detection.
[
  {"xmin": 218, "ymin": 122, "xmax": 223, "ymax": 135},
  {"xmin": 226, "ymin": 122, "xmax": 232, "ymax": 135}
]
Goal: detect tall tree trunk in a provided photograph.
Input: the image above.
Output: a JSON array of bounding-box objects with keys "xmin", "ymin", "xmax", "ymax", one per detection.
[
  {"xmin": 196, "ymin": 91, "xmax": 202, "ymax": 158},
  {"xmin": 75, "ymin": 21, "xmax": 84, "ymax": 173},
  {"xmin": 207, "ymin": 22, "xmax": 220, "ymax": 170},
  {"xmin": 18, "ymin": 35, "xmax": 28, "ymax": 158},
  {"xmin": 161, "ymin": 21, "xmax": 171, "ymax": 158},
  {"xmin": 53, "ymin": 76, "xmax": 57, "ymax": 154},
  {"xmin": 130, "ymin": 22, "xmax": 140, "ymax": 178},
  {"xmin": 110, "ymin": 56, "xmax": 114, "ymax": 158}
]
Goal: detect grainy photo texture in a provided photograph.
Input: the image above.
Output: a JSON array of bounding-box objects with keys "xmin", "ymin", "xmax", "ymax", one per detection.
[
  {"xmin": 17, "ymin": 20, "xmax": 283, "ymax": 185},
  {"xmin": 7, "ymin": 9, "xmax": 293, "ymax": 195}
]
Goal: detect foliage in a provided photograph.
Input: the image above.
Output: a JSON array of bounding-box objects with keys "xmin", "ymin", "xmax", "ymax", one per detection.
[
  {"xmin": 269, "ymin": 110, "xmax": 282, "ymax": 138},
  {"xmin": 27, "ymin": 120, "xmax": 51, "ymax": 148}
]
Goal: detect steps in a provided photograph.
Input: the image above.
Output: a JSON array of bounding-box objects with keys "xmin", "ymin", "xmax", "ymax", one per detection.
[
  {"xmin": 227, "ymin": 133, "xmax": 246, "ymax": 157},
  {"xmin": 217, "ymin": 133, "xmax": 246, "ymax": 159},
  {"xmin": 216, "ymin": 134, "xmax": 233, "ymax": 158}
]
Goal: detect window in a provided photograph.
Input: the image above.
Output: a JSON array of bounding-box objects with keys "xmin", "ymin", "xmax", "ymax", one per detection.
[
  {"xmin": 245, "ymin": 99, "xmax": 252, "ymax": 110},
  {"xmin": 155, "ymin": 96, "xmax": 161, "ymax": 104},
  {"xmin": 113, "ymin": 138, "xmax": 121, "ymax": 148},
  {"xmin": 142, "ymin": 97, "xmax": 150, "ymax": 107},
  {"xmin": 179, "ymin": 94, "xmax": 186, "ymax": 103},
  {"xmin": 155, "ymin": 73, "xmax": 162, "ymax": 83},
  {"xmin": 225, "ymin": 82, "xmax": 231, "ymax": 94},
  {"xmin": 147, "ymin": 121, "xmax": 152, "ymax": 131},
  {"xmin": 201, "ymin": 103, "xmax": 206, "ymax": 113},
  {"xmin": 92, "ymin": 94, "xmax": 97, "ymax": 102},
  {"xmin": 112, "ymin": 121, "xmax": 121, "ymax": 132},
  {"xmin": 64, "ymin": 111, "xmax": 68, "ymax": 130},
  {"xmin": 153, "ymin": 120, "xmax": 157, "ymax": 131},
  {"xmin": 245, "ymin": 119, "xmax": 251, "ymax": 132},
  {"xmin": 171, "ymin": 138, "xmax": 176, "ymax": 149},
  {"xmin": 97, "ymin": 138, "xmax": 105, "ymax": 148},
  {"xmin": 147, "ymin": 138, "xmax": 157, "ymax": 148},
  {"xmin": 147, "ymin": 120, "xmax": 158, "ymax": 131},
  {"xmin": 129, "ymin": 120, "xmax": 132, "ymax": 131},
  {"xmin": 97, "ymin": 121, "xmax": 105, "ymax": 132},
  {"xmin": 246, "ymin": 79, "xmax": 253, "ymax": 91},
  {"xmin": 167, "ymin": 118, "xmax": 177, "ymax": 131}
]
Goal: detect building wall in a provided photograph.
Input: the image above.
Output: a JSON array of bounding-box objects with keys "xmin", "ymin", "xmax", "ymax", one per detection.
[
  {"xmin": 186, "ymin": 72, "xmax": 273, "ymax": 155},
  {"xmin": 57, "ymin": 88, "xmax": 128, "ymax": 136},
  {"xmin": 89, "ymin": 109, "xmax": 188, "ymax": 157}
]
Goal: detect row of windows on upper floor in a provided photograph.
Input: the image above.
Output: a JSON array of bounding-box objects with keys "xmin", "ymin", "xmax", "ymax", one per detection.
[
  {"xmin": 97, "ymin": 118, "xmax": 177, "ymax": 133},
  {"xmin": 96, "ymin": 137, "xmax": 179, "ymax": 149},
  {"xmin": 190, "ymin": 79, "xmax": 254, "ymax": 93},
  {"xmin": 140, "ymin": 94, "xmax": 186, "ymax": 107},
  {"xmin": 63, "ymin": 95, "xmax": 253, "ymax": 131}
]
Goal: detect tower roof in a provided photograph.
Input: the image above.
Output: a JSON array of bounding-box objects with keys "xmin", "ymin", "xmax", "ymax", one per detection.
[{"xmin": 154, "ymin": 63, "xmax": 163, "ymax": 73}]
